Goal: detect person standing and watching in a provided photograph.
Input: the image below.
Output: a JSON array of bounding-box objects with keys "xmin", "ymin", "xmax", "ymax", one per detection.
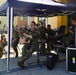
[
  {"xmin": 11, "ymin": 25, "xmax": 19, "ymax": 57},
  {"xmin": 47, "ymin": 25, "xmax": 55, "ymax": 52},
  {"xmin": 37, "ymin": 21, "xmax": 47, "ymax": 55}
]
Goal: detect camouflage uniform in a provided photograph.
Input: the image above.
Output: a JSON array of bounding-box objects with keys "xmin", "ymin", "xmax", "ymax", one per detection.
[
  {"xmin": 0, "ymin": 27, "xmax": 19, "ymax": 58},
  {"xmin": 11, "ymin": 28, "xmax": 19, "ymax": 57},
  {"xmin": 37, "ymin": 26, "xmax": 47, "ymax": 54},
  {"xmin": 0, "ymin": 43, "xmax": 5, "ymax": 58},
  {"xmin": 17, "ymin": 28, "xmax": 38, "ymax": 68},
  {"xmin": 0, "ymin": 45, "xmax": 3, "ymax": 58},
  {"xmin": 19, "ymin": 28, "xmax": 28, "ymax": 37},
  {"xmin": 47, "ymin": 29, "xmax": 55, "ymax": 52},
  {"xmin": 0, "ymin": 41, "xmax": 7, "ymax": 58},
  {"xmin": 21, "ymin": 28, "xmax": 38, "ymax": 60},
  {"xmin": 62, "ymin": 25, "xmax": 75, "ymax": 47}
]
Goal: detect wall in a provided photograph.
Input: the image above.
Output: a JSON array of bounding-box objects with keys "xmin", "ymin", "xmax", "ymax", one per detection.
[
  {"xmin": 0, "ymin": 16, "xmax": 7, "ymax": 30},
  {"xmin": 0, "ymin": 16, "xmax": 18, "ymax": 30},
  {"xmin": 48, "ymin": 17, "xmax": 58, "ymax": 29},
  {"xmin": 34, "ymin": 17, "xmax": 38, "ymax": 24},
  {"xmin": 0, "ymin": 0, "xmax": 6, "ymax": 6},
  {"xmin": 0, "ymin": 0, "xmax": 6, "ymax": 30},
  {"xmin": 0, "ymin": 0, "xmax": 18, "ymax": 30},
  {"xmin": 57, "ymin": 0, "xmax": 67, "ymax": 32},
  {"xmin": 14, "ymin": 17, "xmax": 18, "ymax": 26},
  {"xmin": 18, "ymin": 20, "xmax": 28, "ymax": 29},
  {"xmin": 47, "ymin": 0, "xmax": 67, "ymax": 29}
]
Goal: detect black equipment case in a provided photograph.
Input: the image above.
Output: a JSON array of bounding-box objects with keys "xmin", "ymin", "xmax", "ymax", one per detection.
[
  {"xmin": 66, "ymin": 47, "xmax": 76, "ymax": 74},
  {"xmin": 46, "ymin": 51, "xmax": 59, "ymax": 70}
]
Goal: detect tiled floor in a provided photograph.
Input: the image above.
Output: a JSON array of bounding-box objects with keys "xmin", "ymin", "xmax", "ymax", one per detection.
[{"xmin": 0, "ymin": 45, "xmax": 74, "ymax": 75}]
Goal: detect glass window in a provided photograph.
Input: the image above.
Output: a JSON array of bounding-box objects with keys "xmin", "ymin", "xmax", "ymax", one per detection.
[
  {"xmin": 18, "ymin": 16, "xmax": 21, "ymax": 20},
  {"xmin": 23, "ymin": 16, "xmax": 28, "ymax": 20}
]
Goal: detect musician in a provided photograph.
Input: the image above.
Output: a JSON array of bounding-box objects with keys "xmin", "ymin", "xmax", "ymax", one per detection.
[
  {"xmin": 11, "ymin": 25, "xmax": 19, "ymax": 57},
  {"xmin": 0, "ymin": 25, "xmax": 19, "ymax": 58},
  {"xmin": 47, "ymin": 25, "xmax": 55, "ymax": 52},
  {"xmin": 17, "ymin": 21, "xmax": 38, "ymax": 68},
  {"xmin": 0, "ymin": 33, "xmax": 7, "ymax": 58},
  {"xmin": 69, "ymin": 17, "xmax": 76, "ymax": 34},
  {"xmin": 62, "ymin": 17, "xmax": 76, "ymax": 48},
  {"xmin": 37, "ymin": 21, "xmax": 47, "ymax": 55}
]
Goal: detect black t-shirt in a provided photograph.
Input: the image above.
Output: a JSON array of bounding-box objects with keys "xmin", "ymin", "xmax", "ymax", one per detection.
[{"xmin": 47, "ymin": 29, "xmax": 55, "ymax": 41}]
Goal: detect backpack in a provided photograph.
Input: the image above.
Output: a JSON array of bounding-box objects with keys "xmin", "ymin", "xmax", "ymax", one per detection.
[{"xmin": 46, "ymin": 52, "xmax": 59, "ymax": 70}]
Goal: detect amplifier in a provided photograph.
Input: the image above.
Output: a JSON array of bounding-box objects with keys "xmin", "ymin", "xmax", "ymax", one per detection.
[{"xmin": 66, "ymin": 47, "xmax": 76, "ymax": 74}]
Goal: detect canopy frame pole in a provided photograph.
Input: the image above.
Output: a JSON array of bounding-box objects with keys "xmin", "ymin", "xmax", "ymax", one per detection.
[{"xmin": 7, "ymin": 6, "xmax": 14, "ymax": 72}]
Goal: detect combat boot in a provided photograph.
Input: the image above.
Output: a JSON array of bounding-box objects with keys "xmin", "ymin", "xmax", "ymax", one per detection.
[{"xmin": 17, "ymin": 59, "xmax": 25, "ymax": 68}]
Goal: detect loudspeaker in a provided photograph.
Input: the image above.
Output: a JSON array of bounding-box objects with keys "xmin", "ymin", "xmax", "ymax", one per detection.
[
  {"xmin": 66, "ymin": 47, "xmax": 76, "ymax": 73},
  {"xmin": 46, "ymin": 51, "xmax": 59, "ymax": 70}
]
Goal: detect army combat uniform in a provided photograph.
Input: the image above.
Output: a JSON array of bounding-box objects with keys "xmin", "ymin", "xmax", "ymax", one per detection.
[
  {"xmin": 18, "ymin": 28, "xmax": 38, "ymax": 67},
  {"xmin": 0, "ymin": 42, "xmax": 7, "ymax": 58},
  {"xmin": 62, "ymin": 25, "xmax": 75, "ymax": 48},
  {"xmin": 11, "ymin": 28, "xmax": 19, "ymax": 57},
  {"xmin": 0, "ymin": 27, "xmax": 19, "ymax": 58},
  {"xmin": 37, "ymin": 26, "xmax": 47, "ymax": 55},
  {"xmin": 0, "ymin": 33, "xmax": 7, "ymax": 58},
  {"xmin": 47, "ymin": 28, "xmax": 55, "ymax": 52}
]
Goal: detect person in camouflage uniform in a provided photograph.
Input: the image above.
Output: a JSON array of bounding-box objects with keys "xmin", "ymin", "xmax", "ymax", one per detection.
[
  {"xmin": 17, "ymin": 21, "xmax": 38, "ymax": 68},
  {"xmin": 37, "ymin": 21, "xmax": 47, "ymax": 55},
  {"xmin": 0, "ymin": 42, "xmax": 7, "ymax": 58},
  {"xmin": 11, "ymin": 25, "xmax": 19, "ymax": 57},
  {"xmin": 0, "ymin": 25, "xmax": 19, "ymax": 58},
  {"xmin": 0, "ymin": 45, "xmax": 3, "ymax": 58},
  {"xmin": 62, "ymin": 17, "xmax": 76, "ymax": 48},
  {"xmin": 0, "ymin": 32, "xmax": 7, "ymax": 58},
  {"xmin": 19, "ymin": 25, "xmax": 27, "ymax": 37},
  {"xmin": 46, "ymin": 25, "xmax": 55, "ymax": 52}
]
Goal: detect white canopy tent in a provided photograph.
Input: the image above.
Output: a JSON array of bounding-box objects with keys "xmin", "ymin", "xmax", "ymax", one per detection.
[{"xmin": 0, "ymin": 0, "xmax": 76, "ymax": 72}]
